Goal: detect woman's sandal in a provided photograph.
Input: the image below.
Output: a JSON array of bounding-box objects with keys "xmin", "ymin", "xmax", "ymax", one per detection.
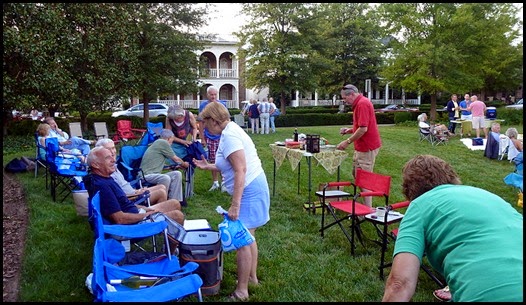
[
  {"xmin": 227, "ymin": 291, "xmax": 249, "ymax": 302},
  {"xmin": 433, "ymin": 286, "xmax": 451, "ymax": 302}
]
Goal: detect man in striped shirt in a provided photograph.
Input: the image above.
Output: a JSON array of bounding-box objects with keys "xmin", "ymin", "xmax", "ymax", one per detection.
[{"xmin": 257, "ymin": 97, "xmax": 271, "ymax": 134}]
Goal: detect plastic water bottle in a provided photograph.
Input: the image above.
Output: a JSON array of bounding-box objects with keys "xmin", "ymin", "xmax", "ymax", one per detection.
[{"xmin": 109, "ymin": 276, "xmax": 159, "ymax": 289}]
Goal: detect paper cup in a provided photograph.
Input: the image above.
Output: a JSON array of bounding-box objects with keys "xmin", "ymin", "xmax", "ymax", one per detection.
[{"xmin": 376, "ymin": 207, "xmax": 387, "ymax": 217}]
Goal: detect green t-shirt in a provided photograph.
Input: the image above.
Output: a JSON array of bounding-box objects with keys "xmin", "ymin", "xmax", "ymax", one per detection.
[
  {"xmin": 394, "ymin": 184, "xmax": 523, "ymax": 302},
  {"xmin": 140, "ymin": 139, "xmax": 175, "ymax": 175}
]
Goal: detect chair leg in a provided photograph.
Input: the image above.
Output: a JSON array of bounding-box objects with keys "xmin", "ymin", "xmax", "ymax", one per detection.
[{"xmin": 420, "ymin": 264, "xmax": 445, "ymax": 287}]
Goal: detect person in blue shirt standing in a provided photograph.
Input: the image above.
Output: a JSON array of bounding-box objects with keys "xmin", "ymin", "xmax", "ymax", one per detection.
[
  {"xmin": 197, "ymin": 86, "xmax": 229, "ymax": 191},
  {"xmin": 458, "ymin": 93, "xmax": 473, "ymax": 137}
]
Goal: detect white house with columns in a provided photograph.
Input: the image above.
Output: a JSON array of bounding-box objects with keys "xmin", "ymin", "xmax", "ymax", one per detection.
[{"xmin": 158, "ymin": 36, "xmax": 419, "ymax": 109}]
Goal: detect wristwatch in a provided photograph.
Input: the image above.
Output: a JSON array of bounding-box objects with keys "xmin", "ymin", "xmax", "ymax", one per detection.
[{"xmin": 346, "ymin": 138, "xmax": 352, "ymax": 144}]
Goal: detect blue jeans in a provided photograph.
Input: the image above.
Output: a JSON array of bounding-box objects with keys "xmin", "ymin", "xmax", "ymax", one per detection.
[{"xmin": 270, "ymin": 116, "xmax": 276, "ymax": 132}]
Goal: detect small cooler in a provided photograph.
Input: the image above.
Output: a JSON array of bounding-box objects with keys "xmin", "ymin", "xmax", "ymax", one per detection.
[
  {"xmin": 486, "ymin": 106, "xmax": 497, "ymax": 119},
  {"xmin": 179, "ymin": 230, "xmax": 223, "ymax": 295}
]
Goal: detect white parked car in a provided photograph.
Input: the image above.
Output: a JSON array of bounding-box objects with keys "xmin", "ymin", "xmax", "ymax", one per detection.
[
  {"xmin": 111, "ymin": 103, "xmax": 169, "ymax": 118},
  {"xmin": 505, "ymin": 98, "xmax": 523, "ymax": 110}
]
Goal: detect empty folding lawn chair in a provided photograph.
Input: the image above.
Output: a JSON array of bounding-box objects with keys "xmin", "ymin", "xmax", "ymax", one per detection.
[
  {"xmin": 116, "ymin": 120, "xmax": 146, "ymax": 145},
  {"xmin": 69, "ymin": 122, "xmax": 84, "ymax": 139},
  {"xmin": 93, "ymin": 122, "xmax": 120, "ymax": 146}
]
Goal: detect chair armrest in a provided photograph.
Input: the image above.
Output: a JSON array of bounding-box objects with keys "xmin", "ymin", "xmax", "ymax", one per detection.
[
  {"xmin": 326, "ymin": 181, "xmax": 352, "ymax": 188},
  {"xmin": 103, "ymin": 221, "xmax": 167, "ymax": 239},
  {"xmin": 389, "ymin": 201, "xmax": 410, "ymax": 211},
  {"xmin": 356, "ymin": 191, "xmax": 386, "ymax": 198}
]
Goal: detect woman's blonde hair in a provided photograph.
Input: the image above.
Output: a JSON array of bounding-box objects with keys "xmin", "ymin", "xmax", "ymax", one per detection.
[
  {"xmin": 37, "ymin": 123, "xmax": 50, "ymax": 137},
  {"xmin": 200, "ymin": 102, "xmax": 230, "ymax": 123}
]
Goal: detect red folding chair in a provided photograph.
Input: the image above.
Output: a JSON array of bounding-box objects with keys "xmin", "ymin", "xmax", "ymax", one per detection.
[
  {"xmin": 320, "ymin": 168, "xmax": 391, "ymax": 256},
  {"xmin": 116, "ymin": 120, "xmax": 146, "ymax": 145}
]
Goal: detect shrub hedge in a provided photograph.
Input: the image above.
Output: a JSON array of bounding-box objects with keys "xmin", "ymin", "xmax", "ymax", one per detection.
[{"xmin": 5, "ymin": 105, "xmax": 521, "ymax": 136}]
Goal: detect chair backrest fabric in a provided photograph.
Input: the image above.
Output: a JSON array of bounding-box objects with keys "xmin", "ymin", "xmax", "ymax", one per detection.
[
  {"xmin": 35, "ymin": 132, "xmax": 46, "ymax": 161},
  {"xmin": 233, "ymin": 114, "xmax": 246, "ymax": 127},
  {"xmin": 355, "ymin": 168, "xmax": 391, "ymax": 197},
  {"xmin": 69, "ymin": 122, "xmax": 83, "ymax": 138},
  {"xmin": 45, "ymin": 137, "xmax": 87, "ymax": 175},
  {"xmin": 93, "ymin": 122, "xmax": 109, "ymax": 139},
  {"xmin": 139, "ymin": 121, "xmax": 163, "ymax": 145},
  {"xmin": 117, "ymin": 120, "xmax": 139, "ymax": 139},
  {"xmin": 117, "ymin": 145, "xmax": 149, "ymax": 183}
]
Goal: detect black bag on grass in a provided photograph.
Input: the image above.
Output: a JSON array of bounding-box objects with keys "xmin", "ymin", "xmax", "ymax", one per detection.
[{"xmin": 5, "ymin": 158, "xmax": 29, "ymax": 173}]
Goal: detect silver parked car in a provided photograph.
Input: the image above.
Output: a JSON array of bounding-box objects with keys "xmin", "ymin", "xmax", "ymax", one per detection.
[
  {"xmin": 111, "ymin": 103, "xmax": 169, "ymax": 118},
  {"xmin": 505, "ymin": 98, "xmax": 523, "ymax": 110}
]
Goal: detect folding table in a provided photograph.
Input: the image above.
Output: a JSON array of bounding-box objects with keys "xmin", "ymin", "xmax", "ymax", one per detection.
[{"xmin": 269, "ymin": 144, "xmax": 348, "ymax": 212}]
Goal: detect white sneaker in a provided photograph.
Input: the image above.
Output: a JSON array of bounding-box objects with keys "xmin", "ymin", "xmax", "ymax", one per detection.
[
  {"xmin": 221, "ymin": 183, "xmax": 228, "ymax": 193},
  {"xmin": 208, "ymin": 181, "xmax": 220, "ymax": 191}
]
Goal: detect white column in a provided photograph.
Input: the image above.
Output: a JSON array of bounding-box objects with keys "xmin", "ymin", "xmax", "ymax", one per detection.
[
  {"xmin": 314, "ymin": 91, "xmax": 318, "ymax": 106},
  {"xmin": 296, "ymin": 90, "xmax": 300, "ymax": 107},
  {"xmin": 385, "ymin": 83, "xmax": 389, "ymax": 104}
]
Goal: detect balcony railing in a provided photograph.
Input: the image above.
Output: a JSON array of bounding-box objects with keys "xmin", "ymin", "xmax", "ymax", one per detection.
[
  {"xmin": 156, "ymin": 98, "xmax": 420, "ymax": 110},
  {"xmin": 160, "ymin": 100, "xmax": 239, "ymax": 109},
  {"xmin": 202, "ymin": 68, "xmax": 237, "ymax": 78}
]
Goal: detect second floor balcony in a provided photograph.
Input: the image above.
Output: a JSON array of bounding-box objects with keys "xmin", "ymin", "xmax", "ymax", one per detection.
[{"xmin": 202, "ymin": 68, "xmax": 237, "ymax": 79}]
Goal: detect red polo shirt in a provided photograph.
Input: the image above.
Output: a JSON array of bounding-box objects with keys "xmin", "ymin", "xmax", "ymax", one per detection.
[{"xmin": 352, "ymin": 94, "xmax": 382, "ymax": 152}]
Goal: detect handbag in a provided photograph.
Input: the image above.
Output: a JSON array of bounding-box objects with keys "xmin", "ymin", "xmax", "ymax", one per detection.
[{"xmin": 472, "ymin": 137, "xmax": 484, "ymax": 146}]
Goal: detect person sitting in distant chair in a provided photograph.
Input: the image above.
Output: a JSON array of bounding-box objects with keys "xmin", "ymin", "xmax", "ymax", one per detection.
[
  {"xmin": 505, "ymin": 127, "xmax": 523, "ymax": 161},
  {"xmin": 484, "ymin": 122, "xmax": 503, "ymax": 160},
  {"xmin": 37, "ymin": 123, "xmax": 86, "ymax": 163},
  {"xmin": 417, "ymin": 113, "xmax": 451, "ymax": 136},
  {"xmin": 44, "ymin": 117, "xmax": 94, "ymax": 156}
]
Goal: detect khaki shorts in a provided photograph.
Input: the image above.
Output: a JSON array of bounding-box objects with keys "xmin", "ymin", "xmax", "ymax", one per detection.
[
  {"xmin": 352, "ymin": 148, "xmax": 380, "ymax": 176},
  {"xmin": 472, "ymin": 116, "xmax": 486, "ymax": 129}
]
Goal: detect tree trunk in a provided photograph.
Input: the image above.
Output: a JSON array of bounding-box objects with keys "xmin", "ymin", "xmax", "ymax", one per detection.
[
  {"xmin": 430, "ymin": 94, "xmax": 437, "ymax": 122},
  {"xmin": 280, "ymin": 92, "xmax": 286, "ymax": 115},
  {"xmin": 141, "ymin": 92, "xmax": 150, "ymax": 127}
]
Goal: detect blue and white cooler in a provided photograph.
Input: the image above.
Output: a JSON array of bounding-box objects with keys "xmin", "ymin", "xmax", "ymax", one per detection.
[{"xmin": 486, "ymin": 106, "xmax": 497, "ymax": 119}]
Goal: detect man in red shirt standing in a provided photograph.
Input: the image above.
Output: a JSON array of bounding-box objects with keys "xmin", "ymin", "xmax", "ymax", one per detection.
[{"xmin": 336, "ymin": 84, "xmax": 382, "ymax": 207}]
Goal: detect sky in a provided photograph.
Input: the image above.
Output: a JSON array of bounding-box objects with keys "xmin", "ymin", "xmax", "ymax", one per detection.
[
  {"xmin": 199, "ymin": 3, "xmax": 247, "ymax": 41},
  {"xmin": 200, "ymin": 3, "xmax": 523, "ymax": 43}
]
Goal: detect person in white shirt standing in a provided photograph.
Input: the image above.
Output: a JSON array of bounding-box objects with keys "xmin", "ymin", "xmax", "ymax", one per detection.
[{"xmin": 257, "ymin": 97, "xmax": 271, "ymax": 134}]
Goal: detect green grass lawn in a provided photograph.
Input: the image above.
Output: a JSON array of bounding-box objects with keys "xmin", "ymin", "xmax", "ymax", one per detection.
[{"xmin": 3, "ymin": 123, "xmax": 523, "ymax": 302}]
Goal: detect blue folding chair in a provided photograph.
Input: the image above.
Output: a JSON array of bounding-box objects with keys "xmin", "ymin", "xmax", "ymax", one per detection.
[
  {"xmin": 34, "ymin": 132, "xmax": 49, "ymax": 189},
  {"xmin": 89, "ymin": 191, "xmax": 203, "ymax": 302},
  {"xmin": 45, "ymin": 137, "xmax": 88, "ymax": 202},
  {"xmin": 138, "ymin": 121, "xmax": 164, "ymax": 146},
  {"xmin": 116, "ymin": 144, "xmax": 150, "ymax": 189}
]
